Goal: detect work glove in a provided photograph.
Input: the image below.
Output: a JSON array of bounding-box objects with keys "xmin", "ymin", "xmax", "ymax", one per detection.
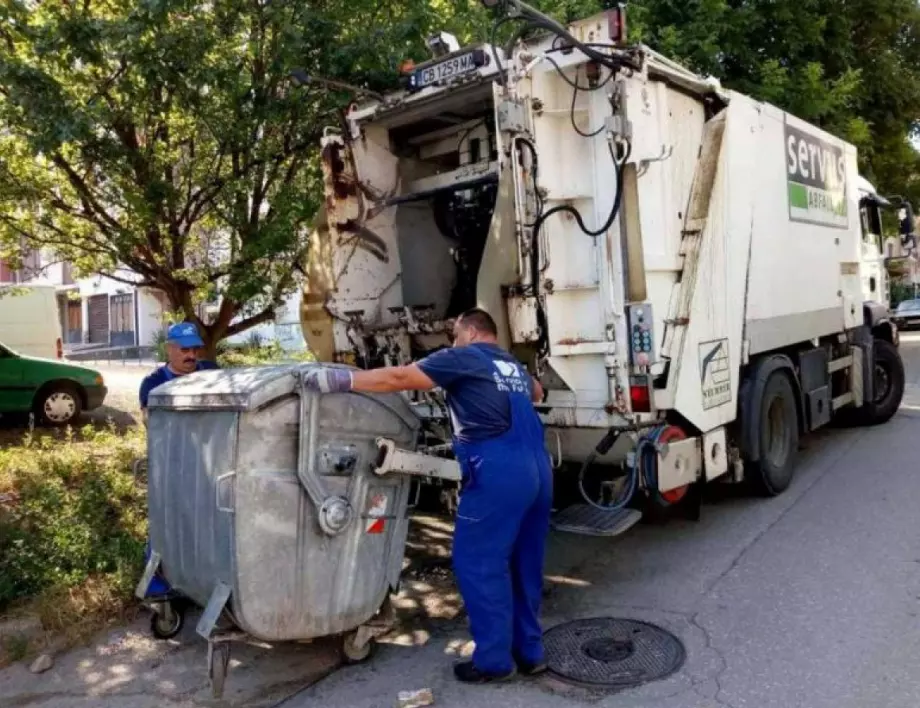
[{"xmin": 302, "ymin": 367, "xmax": 354, "ymax": 394}]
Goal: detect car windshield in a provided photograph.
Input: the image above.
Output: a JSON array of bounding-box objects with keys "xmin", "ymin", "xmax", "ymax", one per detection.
[{"xmin": 896, "ymin": 299, "xmax": 920, "ymax": 313}]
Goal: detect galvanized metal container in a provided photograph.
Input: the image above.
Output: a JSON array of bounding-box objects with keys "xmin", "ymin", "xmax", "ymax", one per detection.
[{"xmin": 145, "ymin": 364, "xmax": 419, "ymax": 643}]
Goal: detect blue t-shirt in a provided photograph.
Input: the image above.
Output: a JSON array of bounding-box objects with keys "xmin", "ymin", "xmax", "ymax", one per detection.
[
  {"xmin": 139, "ymin": 361, "xmax": 220, "ymax": 409},
  {"xmin": 417, "ymin": 343, "xmax": 533, "ymax": 443}
]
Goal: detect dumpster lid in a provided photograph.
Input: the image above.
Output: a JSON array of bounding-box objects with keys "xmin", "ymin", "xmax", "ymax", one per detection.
[
  {"xmin": 147, "ymin": 364, "xmax": 421, "ymax": 430},
  {"xmin": 147, "ymin": 365, "xmax": 301, "ymax": 411}
]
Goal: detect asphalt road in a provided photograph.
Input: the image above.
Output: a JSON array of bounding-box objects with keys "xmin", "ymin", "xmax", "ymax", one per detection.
[{"xmin": 287, "ymin": 334, "xmax": 920, "ymax": 708}]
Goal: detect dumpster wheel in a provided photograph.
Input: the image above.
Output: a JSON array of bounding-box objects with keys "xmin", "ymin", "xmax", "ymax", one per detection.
[
  {"xmin": 342, "ymin": 630, "xmax": 377, "ymax": 664},
  {"xmin": 208, "ymin": 641, "xmax": 231, "ymax": 699},
  {"xmin": 150, "ymin": 600, "xmax": 184, "ymax": 640}
]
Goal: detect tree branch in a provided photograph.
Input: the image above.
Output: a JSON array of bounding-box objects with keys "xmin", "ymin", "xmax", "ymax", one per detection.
[
  {"xmin": 50, "ymin": 153, "xmax": 125, "ymax": 234},
  {"xmin": 94, "ymin": 270, "xmax": 157, "ymax": 287},
  {"xmin": 225, "ymin": 305, "xmax": 276, "ymax": 338}
]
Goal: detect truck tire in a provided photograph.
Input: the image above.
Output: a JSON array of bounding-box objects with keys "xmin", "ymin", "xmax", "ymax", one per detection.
[
  {"xmin": 748, "ymin": 371, "xmax": 799, "ymax": 497},
  {"xmin": 855, "ymin": 338, "xmax": 904, "ymax": 426}
]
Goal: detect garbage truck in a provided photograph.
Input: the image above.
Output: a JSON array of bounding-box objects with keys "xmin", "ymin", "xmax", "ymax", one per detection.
[{"xmin": 298, "ymin": 1, "xmax": 906, "ymax": 537}]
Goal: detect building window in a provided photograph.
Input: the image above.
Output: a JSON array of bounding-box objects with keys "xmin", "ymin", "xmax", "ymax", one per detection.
[{"xmin": 111, "ymin": 293, "xmax": 134, "ymax": 333}]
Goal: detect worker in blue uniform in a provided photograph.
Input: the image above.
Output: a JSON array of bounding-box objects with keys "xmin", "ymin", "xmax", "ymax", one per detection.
[
  {"xmin": 139, "ymin": 321, "xmax": 219, "ymax": 598},
  {"xmin": 139, "ymin": 322, "xmax": 220, "ymax": 423},
  {"xmin": 303, "ymin": 308, "xmax": 553, "ymax": 683}
]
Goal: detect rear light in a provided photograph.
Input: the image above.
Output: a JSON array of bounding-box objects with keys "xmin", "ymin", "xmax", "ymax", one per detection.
[
  {"xmin": 399, "ymin": 59, "xmax": 416, "ymax": 75},
  {"xmin": 608, "ymin": 4, "xmax": 627, "ymax": 44},
  {"xmin": 630, "ymin": 382, "xmax": 651, "ymax": 413},
  {"xmin": 56, "ymin": 337, "xmax": 63, "ymax": 359}
]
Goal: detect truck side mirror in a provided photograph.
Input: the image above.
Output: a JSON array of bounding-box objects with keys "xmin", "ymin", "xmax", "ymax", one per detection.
[{"xmin": 898, "ymin": 201, "xmax": 916, "ymax": 240}]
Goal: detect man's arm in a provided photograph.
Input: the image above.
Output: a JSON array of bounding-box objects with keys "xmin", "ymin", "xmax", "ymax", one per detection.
[
  {"xmin": 351, "ymin": 364, "xmax": 436, "ymax": 393},
  {"xmin": 139, "ymin": 376, "xmax": 153, "ymax": 426},
  {"xmin": 531, "ymin": 376, "xmax": 545, "ymax": 403}
]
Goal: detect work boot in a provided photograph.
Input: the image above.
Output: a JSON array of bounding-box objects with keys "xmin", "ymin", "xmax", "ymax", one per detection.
[
  {"xmin": 453, "ymin": 661, "xmax": 515, "ymax": 684},
  {"xmin": 514, "ymin": 655, "xmax": 548, "ymax": 677}
]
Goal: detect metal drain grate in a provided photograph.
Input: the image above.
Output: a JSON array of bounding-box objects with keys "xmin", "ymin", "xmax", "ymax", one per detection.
[{"xmin": 544, "ymin": 617, "xmax": 685, "ymax": 688}]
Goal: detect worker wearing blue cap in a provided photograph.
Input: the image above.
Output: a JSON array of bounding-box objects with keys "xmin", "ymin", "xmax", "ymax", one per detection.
[
  {"xmin": 139, "ymin": 321, "xmax": 219, "ymax": 599},
  {"xmin": 139, "ymin": 322, "xmax": 220, "ymax": 422}
]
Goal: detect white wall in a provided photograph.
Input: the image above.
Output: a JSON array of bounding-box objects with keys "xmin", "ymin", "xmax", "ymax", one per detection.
[
  {"xmin": 76, "ymin": 270, "xmax": 140, "ymax": 299},
  {"xmin": 137, "ymin": 288, "xmax": 168, "ymax": 346},
  {"xmin": 223, "ymin": 289, "xmax": 306, "ymax": 351}
]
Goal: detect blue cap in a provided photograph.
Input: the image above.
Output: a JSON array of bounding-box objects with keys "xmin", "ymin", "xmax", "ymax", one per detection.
[{"xmin": 166, "ymin": 322, "xmax": 205, "ymax": 348}]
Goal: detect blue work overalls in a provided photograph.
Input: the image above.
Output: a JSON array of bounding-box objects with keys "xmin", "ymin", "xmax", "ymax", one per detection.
[{"xmin": 451, "ymin": 349, "xmax": 554, "ymax": 675}]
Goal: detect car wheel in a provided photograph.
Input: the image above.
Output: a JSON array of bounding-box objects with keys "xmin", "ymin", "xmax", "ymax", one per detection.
[{"xmin": 35, "ymin": 384, "xmax": 83, "ymax": 427}]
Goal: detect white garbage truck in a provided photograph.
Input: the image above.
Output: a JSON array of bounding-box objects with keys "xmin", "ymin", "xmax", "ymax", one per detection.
[{"xmin": 299, "ymin": 1, "xmax": 905, "ymax": 536}]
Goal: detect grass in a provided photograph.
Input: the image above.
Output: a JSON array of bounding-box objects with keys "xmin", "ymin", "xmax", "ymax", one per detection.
[
  {"xmin": 0, "ymin": 424, "xmax": 147, "ymax": 666},
  {"xmin": 216, "ymin": 339, "xmax": 314, "ymax": 368}
]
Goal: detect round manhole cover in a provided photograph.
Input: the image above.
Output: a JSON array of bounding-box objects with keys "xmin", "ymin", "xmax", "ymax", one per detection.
[{"xmin": 544, "ymin": 617, "xmax": 685, "ymax": 688}]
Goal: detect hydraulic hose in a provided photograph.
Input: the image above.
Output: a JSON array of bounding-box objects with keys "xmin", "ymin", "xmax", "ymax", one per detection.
[{"xmin": 577, "ymin": 425, "xmax": 669, "ymax": 513}]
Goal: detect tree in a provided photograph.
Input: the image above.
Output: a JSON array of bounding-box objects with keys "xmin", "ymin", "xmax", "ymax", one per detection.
[
  {"xmin": 4, "ymin": 0, "xmax": 920, "ymax": 359},
  {"xmin": 622, "ymin": 0, "xmax": 920, "ymax": 203},
  {"xmin": 0, "ymin": 0, "xmax": 396, "ymax": 355}
]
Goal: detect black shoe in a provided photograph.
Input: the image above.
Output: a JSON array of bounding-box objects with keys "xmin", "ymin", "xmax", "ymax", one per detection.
[
  {"xmin": 453, "ymin": 661, "xmax": 516, "ymax": 684},
  {"xmin": 514, "ymin": 657, "xmax": 548, "ymax": 676}
]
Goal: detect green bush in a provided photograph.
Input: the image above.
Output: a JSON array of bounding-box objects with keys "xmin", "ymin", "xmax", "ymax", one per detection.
[
  {"xmin": 217, "ymin": 340, "xmax": 314, "ymax": 368},
  {"xmin": 0, "ymin": 426, "xmax": 147, "ymax": 611}
]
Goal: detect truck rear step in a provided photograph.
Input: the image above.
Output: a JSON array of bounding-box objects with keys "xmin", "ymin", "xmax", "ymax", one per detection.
[{"xmin": 551, "ymin": 505, "xmax": 643, "ymax": 538}]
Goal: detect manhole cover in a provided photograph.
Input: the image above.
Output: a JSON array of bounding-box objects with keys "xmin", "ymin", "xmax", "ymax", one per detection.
[{"xmin": 544, "ymin": 617, "xmax": 685, "ymax": 688}]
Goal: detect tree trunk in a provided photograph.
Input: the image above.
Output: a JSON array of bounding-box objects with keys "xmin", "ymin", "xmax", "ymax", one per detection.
[{"xmin": 201, "ymin": 328, "xmax": 221, "ymax": 363}]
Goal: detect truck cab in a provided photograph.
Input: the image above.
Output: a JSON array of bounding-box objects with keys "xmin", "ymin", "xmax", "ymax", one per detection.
[{"xmin": 857, "ymin": 176, "xmax": 890, "ymax": 309}]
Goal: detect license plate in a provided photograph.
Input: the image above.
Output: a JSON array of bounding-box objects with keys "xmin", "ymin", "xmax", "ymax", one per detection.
[{"xmin": 413, "ymin": 51, "xmax": 484, "ymax": 90}]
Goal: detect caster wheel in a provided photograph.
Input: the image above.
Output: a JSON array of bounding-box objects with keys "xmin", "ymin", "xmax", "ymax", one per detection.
[
  {"xmin": 150, "ymin": 602, "xmax": 184, "ymax": 640},
  {"xmin": 342, "ymin": 631, "xmax": 376, "ymax": 664},
  {"xmin": 208, "ymin": 642, "xmax": 231, "ymax": 699}
]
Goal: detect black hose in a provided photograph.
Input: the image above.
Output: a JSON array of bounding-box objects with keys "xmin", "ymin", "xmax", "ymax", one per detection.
[
  {"xmin": 542, "ymin": 54, "xmax": 615, "ymax": 91},
  {"xmin": 491, "ymin": 16, "xmax": 537, "ymax": 92},
  {"xmin": 512, "ymin": 3, "xmax": 623, "ymax": 72},
  {"xmin": 528, "ymin": 141, "xmax": 631, "ymax": 352},
  {"xmin": 569, "ymin": 71, "xmax": 606, "ymax": 138},
  {"xmin": 576, "ymin": 428, "xmax": 637, "ymax": 511}
]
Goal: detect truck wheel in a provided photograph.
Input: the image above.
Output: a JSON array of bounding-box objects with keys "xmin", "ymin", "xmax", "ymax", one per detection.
[
  {"xmin": 856, "ymin": 338, "xmax": 904, "ymax": 425},
  {"xmin": 35, "ymin": 384, "xmax": 83, "ymax": 427},
  {"xmin": 748, "ymin": 371, "xmax": 799, "ymax": 497}
]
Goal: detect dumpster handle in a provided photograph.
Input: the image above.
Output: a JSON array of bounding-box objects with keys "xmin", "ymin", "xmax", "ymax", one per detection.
[
  {"xmin": 216, "ymin": 471, "xmax": 236, "ymax": 514},
  {"xmin": 295, "ymin": 371, "xmax": 353, "ymax": 536}
]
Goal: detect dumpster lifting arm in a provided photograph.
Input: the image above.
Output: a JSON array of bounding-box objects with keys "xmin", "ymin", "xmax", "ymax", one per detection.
[{"xmin": 373, "ymin": 438, "xmax": 462, "ymax": 482}]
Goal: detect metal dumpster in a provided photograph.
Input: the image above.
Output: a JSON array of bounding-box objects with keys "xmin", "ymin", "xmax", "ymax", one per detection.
[{"xmin": 135, "ymin": 363, "xmax": 427, "ymax": 696}]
